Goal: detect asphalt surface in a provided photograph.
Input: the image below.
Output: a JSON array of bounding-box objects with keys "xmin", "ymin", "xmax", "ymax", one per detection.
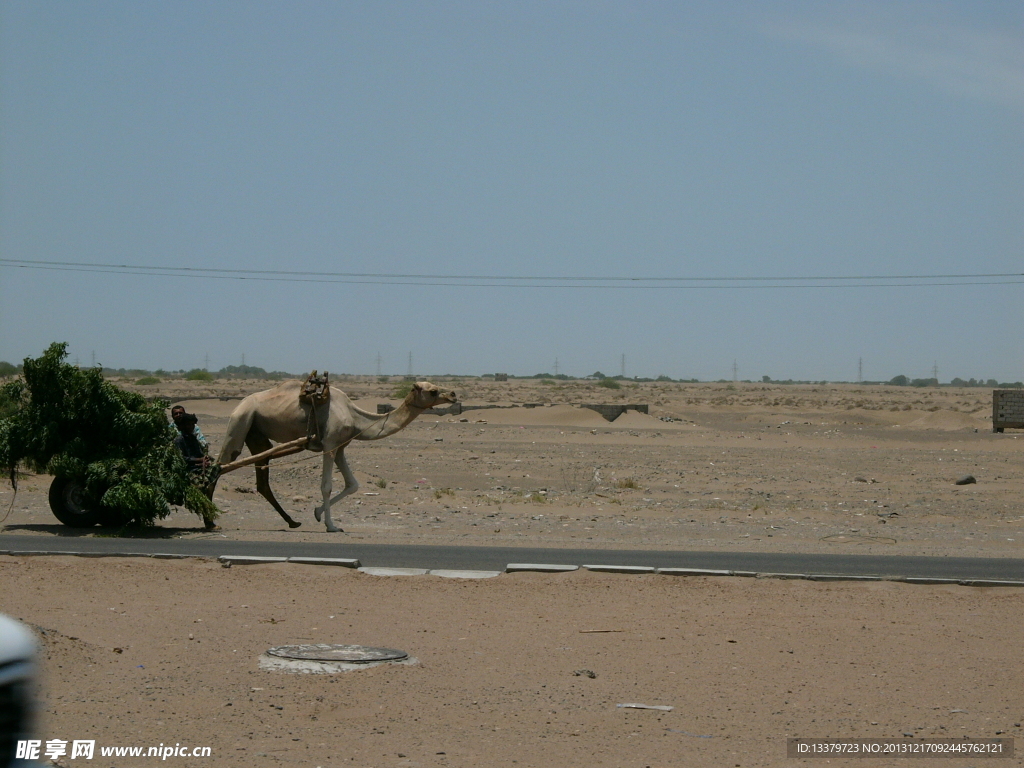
[{"xmin": 2, "ymin": 534, "xmax": 1023, "ymax": 581}]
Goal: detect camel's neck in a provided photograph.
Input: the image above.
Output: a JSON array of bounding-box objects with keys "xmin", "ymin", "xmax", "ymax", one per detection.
[{"xmin": 349, "ymin": 401, "xmax": 425, "ymax": 441}]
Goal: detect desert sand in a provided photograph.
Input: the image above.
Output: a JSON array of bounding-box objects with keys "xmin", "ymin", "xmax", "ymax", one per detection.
[
  {"xmin": 3, "ymin": 378, "xmax": 1021, "ymax": 557},
  {"xmin": 2, "ymin": 378, "xmax": 1022, "ymax": 767}
]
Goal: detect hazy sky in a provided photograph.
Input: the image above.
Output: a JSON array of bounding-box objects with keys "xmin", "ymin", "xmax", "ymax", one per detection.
[{"xmin": 2, "ymin": 1, "xmax": 1021, "ymax": 381}]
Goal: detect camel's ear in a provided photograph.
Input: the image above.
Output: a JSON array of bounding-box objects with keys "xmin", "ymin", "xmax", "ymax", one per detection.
[{"xmin": 413, "ymin": 382, "xmax": 423, "ymax": 391}]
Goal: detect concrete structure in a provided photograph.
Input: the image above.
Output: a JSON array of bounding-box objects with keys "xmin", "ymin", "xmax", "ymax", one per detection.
[
  {"xmin": 506, "ymin": 563, "xmax": 579, "ymax": 573},
  {"xmin": 581, "ymin": 403, "xmax": 649, "ymax": 422},
  {"xmin": 992, "ymin": 389, "xmax": 1024, "ymax": 432}
]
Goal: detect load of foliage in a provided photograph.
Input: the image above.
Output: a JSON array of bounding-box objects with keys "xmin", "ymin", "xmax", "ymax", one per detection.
[{"xmin": 0, "ymin": 343, "xmax": 218, "ymax": 526}]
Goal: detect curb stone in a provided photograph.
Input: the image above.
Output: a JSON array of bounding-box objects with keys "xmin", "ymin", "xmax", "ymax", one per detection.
[
  {"xmin": 358, "ymin": 567, "xmax": 429, "ymax": 576},
  {"xmin": 217, "ymin": 555, "xmax": 288, "ymax": 566},
  {"xmin": 583, "ymin": 565, "xmax": 656, "ymax": 574},
  {"xmin": 756, "ymin": 573, "xmax": 808, "ymax": 580},
  {"xmin": 0, "ymin": 550, "xmax": 1021, "ymax": 587},
  {"xmin": 428, "ymin": 569, "xmax": 502, "ymax": 579},
  {"xmin": 288, "ymin": 557, "xmax": 360, "ymax": 568},
  {"xmin": 506, "ymin": 563, "xmax": 579, "ymax": 573}
]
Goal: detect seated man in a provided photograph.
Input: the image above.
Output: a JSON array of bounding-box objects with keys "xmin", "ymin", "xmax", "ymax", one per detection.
[
  {"xmin": 170, "ymin": 404, "xmax": 207, "ymax": 448},
  {"xmin": 168, "ymin": 407, "xmax": 219, "ymax": 530}
]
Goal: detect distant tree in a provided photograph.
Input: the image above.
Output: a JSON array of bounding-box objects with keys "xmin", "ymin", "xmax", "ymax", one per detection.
[
  {"xmin": 986, "ymin": 379, "xmax": 999, "ymax": 387},
  {"xmin": 589, "ymin": 371, "xmax": 606, "ymax": 379},
  {"xmin": 185, "ymin": 369, "xmax": 214, "ymax": 382},
  {"xmin": 762, "ymin": 375, "xmax": 771, "ymax": 383},
  {"xmin": 911, "ymin": 378, "xmax": 938, "ymax": 387},
  {"xmin": 597, "ymin": 378, "xmax": 621, "ymax": 389},
  {"xmin": 0, "ymin": 361, "xmax": 20, "ymax": 377},
  {"xmin": 888, "ymin": 375, "xmax": 910, "ymax": 386},
  {"xmin": 218, "ymin": 364, "xmax": 269, "ymax": 379}
]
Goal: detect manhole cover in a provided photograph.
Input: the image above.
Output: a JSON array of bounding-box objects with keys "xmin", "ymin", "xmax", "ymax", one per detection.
[{"xmin": 266, "ymin": 644, "xmax": 408, "ymax": 663}]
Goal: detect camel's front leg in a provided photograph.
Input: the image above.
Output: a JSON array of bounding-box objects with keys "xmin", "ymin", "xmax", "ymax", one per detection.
[
  {"xmin": 313, "ymin": 451, "xmax": 338, "ymax": 531},
  {"xmin": 314, "ymin": 448, "xmax": 359, "ymax": 532}
]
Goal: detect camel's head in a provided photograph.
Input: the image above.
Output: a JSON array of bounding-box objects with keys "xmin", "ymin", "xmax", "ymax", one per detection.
[{"xmin": 407, "ymin": 381, "xmax": 458, "ymax": 410}]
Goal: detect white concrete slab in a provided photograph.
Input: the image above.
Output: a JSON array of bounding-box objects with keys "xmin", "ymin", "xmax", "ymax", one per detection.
[
  {"xmin": 357, "ymin": 567, "xmax": 429, "ymax": 577},
  {"xmin": 505, "ymin": 563, "xmax": 579, "ymax": 573},
  {"xmin": 429, "ymin": 569, "xmax": 501, "ymax": 579},
  {"xmin": 288, "ymin": 557, "xmax": 361, "ymax": 568},
  {"xmin": 583, "ymin": 565, "xmax": 656, "ymax": 574},
  {"xmin": 657, "ymin": 568, "xmax": 731, "ymax": 577}
]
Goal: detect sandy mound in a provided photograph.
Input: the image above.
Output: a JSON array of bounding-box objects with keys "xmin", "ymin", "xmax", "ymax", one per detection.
[
  {"xmin": 907, "ymin": 410, "xmax": 986, "ymax": 430},
  {"xmin": 609, "ymin": 409, "xmax": 685, "ymax": 429}
]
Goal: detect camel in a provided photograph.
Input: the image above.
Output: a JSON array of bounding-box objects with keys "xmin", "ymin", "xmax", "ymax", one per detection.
[{"xmin": 214, "ymin": 381, "xmax": 457, "ymax": 531}]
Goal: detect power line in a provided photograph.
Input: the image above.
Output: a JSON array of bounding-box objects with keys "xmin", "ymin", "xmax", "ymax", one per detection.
[{"xmin": 1, "ymin": 258, "xmax": 1022, "ymax": 289}]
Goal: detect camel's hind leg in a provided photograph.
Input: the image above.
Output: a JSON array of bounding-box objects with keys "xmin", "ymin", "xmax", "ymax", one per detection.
[
  {"xmin": 314, "ymin": 448, "xmax": 358, "ymax": 532},
  {"xmin": 245, "ymin": 433, "xmax": 301, "ymax": 529}
]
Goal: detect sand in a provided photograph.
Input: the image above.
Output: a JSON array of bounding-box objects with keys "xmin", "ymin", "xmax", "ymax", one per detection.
[
  {"xmin": 2, "ymin": 377, "xmax": 1022, "ymax": 766},
  {"xmin": 3, "ymin": 556, "xmax": 1022, "ymax": 768},
  {"xmin": 4, "ymin": 378, "xmax": 1019, "ymax": 558}
]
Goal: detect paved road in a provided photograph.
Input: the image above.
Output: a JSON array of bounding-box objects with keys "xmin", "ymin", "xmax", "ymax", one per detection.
[{"xmin": 2, "ymin": 534, "xmax": 1022, "ymax": 581}]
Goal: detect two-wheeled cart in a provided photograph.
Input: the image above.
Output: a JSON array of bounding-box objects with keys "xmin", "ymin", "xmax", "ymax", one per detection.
[{"xmin": 48, "ymin": 437, "xmax": 312, "ymax": 527}]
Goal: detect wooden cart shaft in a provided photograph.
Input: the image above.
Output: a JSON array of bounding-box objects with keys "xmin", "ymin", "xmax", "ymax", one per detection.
[{"xmin": 217, "ymin": 437, "xmax": 311, "ymax": 474}]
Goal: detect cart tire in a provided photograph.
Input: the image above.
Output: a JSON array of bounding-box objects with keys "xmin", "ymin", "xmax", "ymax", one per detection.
[{"xmin": 48, "ymin": 477, "xmax": 102, "ymax": 528}]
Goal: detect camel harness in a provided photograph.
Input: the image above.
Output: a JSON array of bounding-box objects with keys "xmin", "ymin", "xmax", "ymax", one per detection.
[{"xmin": 300, "ymin": 370, "xmax": 331, "ymax": 451}]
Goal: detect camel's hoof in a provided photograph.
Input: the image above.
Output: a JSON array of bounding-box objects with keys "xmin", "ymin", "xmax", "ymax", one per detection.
[
  {"xmin": 326, "ymin": 526, "xmax": 343, "ymax": 533},
  {"xmin": 314, "ymin": 507, "xmax": 323, "ymax": 522},
  {"xmin": 288, "ymin": 521, "xmax": 301, "ymax": 528}
]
